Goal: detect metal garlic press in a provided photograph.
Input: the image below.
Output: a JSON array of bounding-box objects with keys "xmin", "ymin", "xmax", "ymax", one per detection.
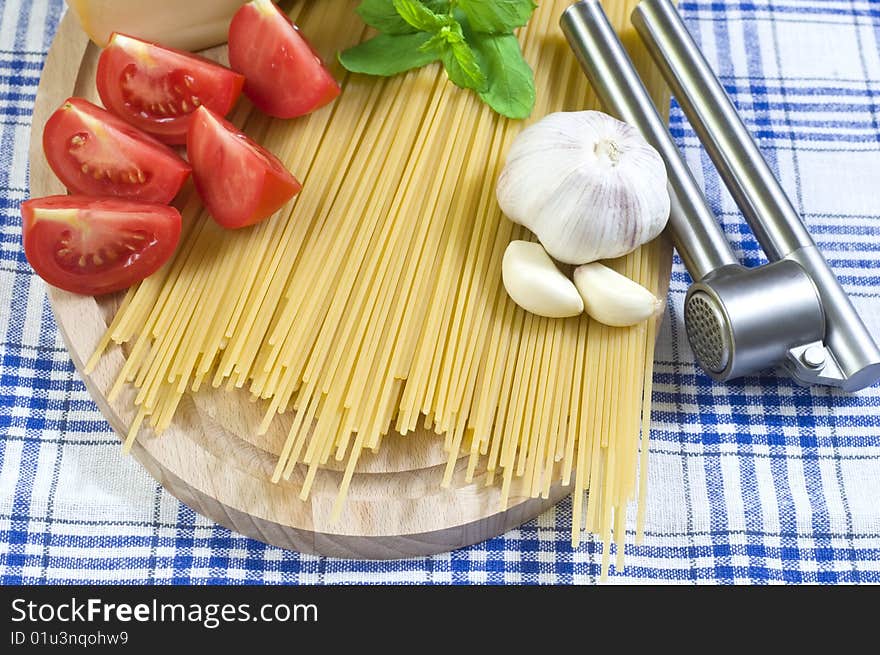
[{"xmin": 560, "ymin": 0, "xmax": 880, "ymax": 391}]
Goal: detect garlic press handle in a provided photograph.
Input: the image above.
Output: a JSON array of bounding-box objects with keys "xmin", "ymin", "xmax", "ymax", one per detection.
[
  {"xmin": 632, "ymin": 0, "xmax": 812, "ymax": 260},
  {"xmin": 560, "ymin": 0, "xmax": 737, "ymax": 282}
]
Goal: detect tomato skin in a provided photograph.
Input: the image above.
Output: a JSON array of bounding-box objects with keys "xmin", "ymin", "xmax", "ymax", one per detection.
[
  {"xmin": 227, "ymin": 0, "xmax": 340, "ymax": 119},
  {"xmin": 42, "ymin": 97, "xmax": 191, "ymax": 204},
  {"xmin": 97, "ymin": 32, "xmax": 245, "ymax": 144},
  {"xmin": 187, "ymin": 106, "xmax": 301, "ymax": 229},
  {"xmin": 21, "ymin": 195, "xmax": 182, "ymax": 296}
]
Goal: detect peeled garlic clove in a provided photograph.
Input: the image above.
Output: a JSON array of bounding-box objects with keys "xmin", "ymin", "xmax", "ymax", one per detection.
[
  {"xmin": 496, "ymin": 110, "xmax": 670, "ymax": 265},
  {"xmin": 503, "ymin": 241, "xmax": 584, "ymax": 318},
  {"xmin": 573, "ymin": 261, "xmax": 661, "ymax": 327}
]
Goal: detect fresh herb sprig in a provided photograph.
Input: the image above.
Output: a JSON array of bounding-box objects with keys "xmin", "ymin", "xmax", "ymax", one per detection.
[{"xmin": 339, "ymin": 0, "xmax": 537, "ymax": 120}]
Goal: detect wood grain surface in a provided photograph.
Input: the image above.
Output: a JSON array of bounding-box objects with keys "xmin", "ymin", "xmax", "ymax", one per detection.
[{"xmin": 27, "ymin": 4, "xmax": 672, "ymax": 558}]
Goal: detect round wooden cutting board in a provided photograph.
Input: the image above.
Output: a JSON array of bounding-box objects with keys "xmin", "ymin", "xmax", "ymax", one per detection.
[{"xmin": 28, "ymin": 9, "xmax": 672, "ymax": 558}]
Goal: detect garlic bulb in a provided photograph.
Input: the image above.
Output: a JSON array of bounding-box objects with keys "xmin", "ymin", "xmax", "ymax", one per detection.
[
  {"xmin": 573, "ymin": 261, "xmax": 661, "ymax": 327},
  {"xmin": 502, "ymin": 241, "xmax": 584, "ymax": 318},
  {"xmin": 496, "ymin": 110, "xmax": 670, "ymax": 265}
]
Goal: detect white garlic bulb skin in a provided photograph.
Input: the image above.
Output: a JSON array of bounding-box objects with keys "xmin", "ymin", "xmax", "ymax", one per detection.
[{"xmin": 496, "ymin": 111, "xmax": 670, "ymax": 265}]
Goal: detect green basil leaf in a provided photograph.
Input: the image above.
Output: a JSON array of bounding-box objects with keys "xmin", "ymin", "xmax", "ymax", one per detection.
[
  {"xmin": 426, "ymin": 20, "xmax": 487, "ymax": 91},
  {"xmin": 418, "ymin": 30, "xmax": 449, "ymax": 55},
  {"xmin": 392, "ymin": 0, "xmax": 449, "ymax": 32},
  {"xmin": 356, "ymin": 0, "xmax": 450, "ymax": 35},
  {"xmin": 339, "ymin": 32, "xmax": 441, "ymax": 76},
  {"xmin": 442, "ymin": 38, "xmax": 488, "ymax": 91},
  {"xmin": 357, "ymin": 0, "xmax": 417, "ymax": 34},
  {"xmin": 457, "ymin": 0, "xmax": 537, "ymax": 33},
  {"xmin": 344, "ymin": 1, "xmax": 535, "ymax": 119},
  {"xmin": 470, "ymin": 32, "xmax": 534, "ymax": 119}
]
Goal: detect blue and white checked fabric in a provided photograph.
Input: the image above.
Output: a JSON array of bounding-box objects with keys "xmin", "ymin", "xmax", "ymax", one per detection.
[{"xmin": 1, "ymin": 0, "xmax": 879, "ymax": 584}]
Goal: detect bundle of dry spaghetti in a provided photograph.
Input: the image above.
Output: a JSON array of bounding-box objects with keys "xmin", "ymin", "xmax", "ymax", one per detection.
[{"xmin": 87, "ymin": 0, "xmax": 669, "ymax": 576}]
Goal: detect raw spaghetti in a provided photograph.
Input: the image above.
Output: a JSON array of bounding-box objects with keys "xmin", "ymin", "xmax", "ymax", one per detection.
[{"xmin": 87, "ymin": 0, "xmax": 670, "ymax": 577}]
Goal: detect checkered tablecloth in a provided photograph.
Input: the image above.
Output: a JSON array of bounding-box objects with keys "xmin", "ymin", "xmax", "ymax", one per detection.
[{"xmin": 2, "ymin": 0, "xmax": 879, "ymax": 585}]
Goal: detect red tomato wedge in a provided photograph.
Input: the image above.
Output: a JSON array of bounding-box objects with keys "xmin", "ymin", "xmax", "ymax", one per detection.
[
  {"xmin": 228, "ymin": 0, "xmax": 340, "ymax": 119},
  {"xmin": 97, "ymin": 32, "xmax": 245, "ymax": 144},
  {"xmin": 42, "ymin": 97, "xmax": 191, "ymax": 204},
  {"xmin": 21, "ymin": 196, "xmax": 182, "ymax": 295},
  {"xmin": 187, "ymin": 106, "xmax": 301, "ymax": 228}
]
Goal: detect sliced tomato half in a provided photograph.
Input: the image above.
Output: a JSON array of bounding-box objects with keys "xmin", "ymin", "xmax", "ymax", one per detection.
[
  {"xmin": 21, "ymin": 195, "xmax": 182, "ymax": 295},
  {"xmin": 97, "ymin": 32, "xmax": 245, "ymax": 144},
  {"xmin": 187, "ymin": 106, "xmax": 302, "ymax": 229},
  {"xmin": 228, "ymin": 0, "xmax": 340, "ymax": 119},
  {"xmin": 43, "ymin": 97, "xmax": 191, "ymax": 204}
]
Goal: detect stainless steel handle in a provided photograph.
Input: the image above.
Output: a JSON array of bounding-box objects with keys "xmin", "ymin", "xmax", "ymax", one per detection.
[
  {"xmin": 632, "ymin": 0, "xmax": 880, "ymax": 391},
  {"xmin": 632, "ymin": 0, "xmax": 812, "ymax": 259},
  {"xmin": 560, "ymin": 0, "xmax": 737, "ymax": 281}
]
